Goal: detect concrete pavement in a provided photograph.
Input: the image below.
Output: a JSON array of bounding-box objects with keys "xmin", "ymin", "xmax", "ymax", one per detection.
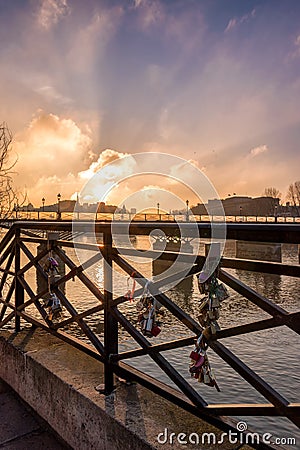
[{"xmin": 0, "ymin": 379, "xmax": 70, "ymax": 449}]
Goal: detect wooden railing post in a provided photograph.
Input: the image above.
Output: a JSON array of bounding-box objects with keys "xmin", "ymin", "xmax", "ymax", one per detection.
[
  {"xmin": 103, "ymin": 229, "xmax": 118, "ymax": 394},
  {"xmin": 15, "ymin": 228, "xmax": 24, "ymax": 332}
]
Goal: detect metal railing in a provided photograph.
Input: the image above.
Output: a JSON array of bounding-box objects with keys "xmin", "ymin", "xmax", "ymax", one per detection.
[
  {"xmin": 0, "ymin": 221, "xmax": 299, "ymax": 449},
  {"xmin": 6, "ymin": 210, "xmax": 300, "ymax": 223}
]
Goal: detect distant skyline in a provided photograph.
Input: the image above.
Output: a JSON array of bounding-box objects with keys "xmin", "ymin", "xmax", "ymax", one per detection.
[{"xmin": 1, "ymin": 0, "xmax": 300, "ymax": 207}]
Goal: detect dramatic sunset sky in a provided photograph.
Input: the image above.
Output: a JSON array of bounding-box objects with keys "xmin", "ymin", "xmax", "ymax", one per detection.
[{"xmin": 1, "ymin": 0, "xmax": 300, "ymax": 209}]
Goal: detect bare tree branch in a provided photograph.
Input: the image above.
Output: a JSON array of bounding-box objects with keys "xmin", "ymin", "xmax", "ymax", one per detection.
[{"xmin": 0, "ymin": 122, "xmax": 24, "ymax": 221}]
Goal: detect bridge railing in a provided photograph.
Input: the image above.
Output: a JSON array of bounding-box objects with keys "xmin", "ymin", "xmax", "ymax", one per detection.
[
  {"xmin": 0, "ymin": 221, "xmax": 299, "ymax": 448},
  {"xmin": 6, "ymin": 210, "xmax": 300, "ymax": 223}
]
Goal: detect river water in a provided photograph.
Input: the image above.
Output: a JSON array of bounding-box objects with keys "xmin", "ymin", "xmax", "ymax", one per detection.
[{"xmin": 3, "ymin": 235, "xmax": 300, "ymax": 444}]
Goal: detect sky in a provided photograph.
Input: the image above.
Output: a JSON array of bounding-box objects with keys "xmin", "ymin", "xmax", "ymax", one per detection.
[{"xmin": 1, "ymin": 0, "xmax": 300, "ymax": 210}]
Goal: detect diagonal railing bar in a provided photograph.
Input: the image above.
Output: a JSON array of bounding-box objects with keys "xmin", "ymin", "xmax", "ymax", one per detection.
[
  {"xmin": 18, "ymin": 241, "xmax": 49, "ymax": 276},
  {"xmin": 19, "ymin": 265, "xmax": 105, "ymax": 357},
  {"xmin": 112, "ymin": 253, "xmax": 201, "ymax": 334},
  {"xmin": 219, "ymin": 269, "xmax": 300, "ymax": 334},
  {"xmin": 0, "ymin": 251, "xmax": 15, "ymax": 293},
  {"xmin": 111, "ymin": 306, "xmax": 208, "ymax": 409},
  {"xmin": 213, "ymin": 312, "xmax": 300, "ymax": 340},
  {"xmin": 0, "ymin": 239, "xmax": 15, "ymax": 268},
  {"xmin": 110, "ymin": 262, "xmax": 200, "ymax": 311},
  {"xmin": 0, "ymin": 281, "xmax": 59, "ymax": 326},
  {"xmin": 210, "ymin": 341, "xmax": 300, "ymax": 428},
  {"xmin": 0, "ymin": 268, "xmax": 14, "ymax": 276},
  {"xmin": 50, "ymin": 289, "xmax": 105, "ymax": 357},
  {"xmin": 42, "ymin": 257, "xmax": 102, "ymax": 293},
  {"xmin": 0, "ymin": 310, "xmax": 15, "ymax": 328},
  {"xmin": 18, "ymin": 312, "xmax": 104, "ymax": 363},
  {"xmin": 219, "ymin": 269, "xmax": 288, "ymax": 316},
  {"xmin": 18, "ymin": 275, "xmax": 54, "ymax": 326},
  {"xmin": 17, "ymin": 246, "xmax": 49, "ymax": 276},
  {"xmin": 53, "ymin": 304, "xmax": 104, "ymax": 330},
  {"xmin": 18, "ymin": 241, "xmax": 105, "ymax": 355},
  {"xmin": 1, "ymin": 222, "xmax": 299, "ymax": 434},
  {"xmin": 111, "ymin": 365, "xmax": 281, "ymax": 450},
  {"xmin": 110, "ymin": 336, "xmax": 196, "ymax": 362},
  {"xmin": 54, "ymin": 246, "xmax": 104, "ymax": 302},
  {"xmin": 0, "ymin": 282, "xmax": 15, "ymax": 322},
  {"xmin": 112, "ymin": 249, "xmax": 297, "ymax": 418},
  {"xmin": 21, "ymin": 229, "xmax": 46, "ymax": 239},
  {"xmin": 0, "ymin": 291, "xmax": 41, "ymax": 319},
  {"xmin": 209, "ymin": 340, "xmax": 289, "ymax": 408},
  {"xmin": 0, "ymin": 226, "xmax": 15, "ymax": 255}
]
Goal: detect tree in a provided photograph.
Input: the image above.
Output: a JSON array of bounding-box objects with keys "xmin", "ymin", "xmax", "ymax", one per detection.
[
  {"xmin": 287, "ymin": 181, "xmax": 300, "ymax": 215},
  {"xmin": 0, "ymin": 123, "xmax": 18, "ymax": 220},
  {"xmin": 263, "ymin": 187, "xmax": 281, "ymax": 199},
  {"xmin": 261, "ymin": 187, "xmax": 281, "ymax": 216},
  {"xmin": 287, "ymin": 181, "xmax": 300, "ymax": 204}
]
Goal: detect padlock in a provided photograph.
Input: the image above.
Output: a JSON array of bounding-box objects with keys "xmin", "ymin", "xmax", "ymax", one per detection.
[
  {"xmin": 215, "ymin": 283, "xmax": 229, "ymax": 302},
  {"xmin": 151, "ymin": 324, "xmax": 161, "ymax": 337},
  {"xmin": 51, "ymin": 293, "xmax": 62, "ymax": 313},
  {"xmin": 190, "ymin": 350, "xmax": 200, "ymax": 361},
  {"xmin": 197, "ymin": 368, "xmax": 204, "ymax": 383},
  {"xmin": 210, "ymin": 320, "xmax": 220, "ymax": 335},
  {"xmin": 211, "ymin": 296, "xmax": 220, "ymax": 308},
  {"xmin": 43, "ymin": 296, "xmax": 53, "ymax": 308},
  {"xmin": 136, "ymin": 301, "xmax": 144, "ymax": 312},
  {"xmin": 197, "ymin": 312, "xmax": 207, "ymax": 327},
  {"xmin": 207, "ymin": 310, "xmax": 216, "ymax": 320},
  {"xmin": 214, "ymin": 308, "xmax": 220, "ymax": 320},
  {"xmin": 199, "ymin": 297, "xmax": 209, "ymax": 312},
  {"xmin": 203, "ymin": 370, "xmax": 211, "ymax": 384}
]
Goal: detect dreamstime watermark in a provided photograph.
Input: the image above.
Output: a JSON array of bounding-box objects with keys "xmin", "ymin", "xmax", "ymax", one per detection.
[
  {"xmin": 157, "ymin": 422, "xmax": 297, "ymax": 447},
  {"xmin": 72, "ymin": 152, "xmax": 226, "ymax": 293}
]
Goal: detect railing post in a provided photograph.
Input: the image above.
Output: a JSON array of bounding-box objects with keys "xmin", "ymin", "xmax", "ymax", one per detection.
[
  {"xmin": 14, "ymin": 228, "xmax": 24, "ymax": 332},
  {"xmin": 103, "ymin": 230, "xmax": 118, "ymax": 394}
]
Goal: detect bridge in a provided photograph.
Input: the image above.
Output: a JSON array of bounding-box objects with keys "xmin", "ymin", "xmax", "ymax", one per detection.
[
  {"xmin": 6, "ymin": 210, "xmax": 300, "ymax": 224},
  {"xmin": 0, "ymin": 220, "xmax": 299, "ymax": 449}
]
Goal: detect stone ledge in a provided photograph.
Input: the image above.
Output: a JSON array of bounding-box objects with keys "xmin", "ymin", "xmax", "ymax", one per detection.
[{"xmin": 0, "ymin": 327, "xmax": 254, "ymax": 450}]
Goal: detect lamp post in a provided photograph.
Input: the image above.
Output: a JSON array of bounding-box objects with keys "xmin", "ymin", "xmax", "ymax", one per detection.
[
  {"xmin": 42, "ymin": 197, "xmax": 45, "ymax": 212},
  {"xmin": 239, "ymin": 205, "xmax": 243, "ymax": 222},
  {"xmin": 57, "ymin": 193, "xmax": 61, "ymax": 220},
  {"xmin": 186, "ymin": 199, "xmax": 189, "ymax": 222},
  {"xmin": 275, "ymin": 205, "xmax": 278, "ymax": 223}
]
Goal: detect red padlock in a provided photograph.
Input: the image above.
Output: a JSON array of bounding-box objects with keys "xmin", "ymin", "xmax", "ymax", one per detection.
[{"xmin": 151, "ymin": 324, "xmax": 161, "ymax": 337}]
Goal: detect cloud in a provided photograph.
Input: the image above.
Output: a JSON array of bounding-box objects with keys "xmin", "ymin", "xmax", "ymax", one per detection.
[
  {"xmin": 36, "ymin": 0, "xmax": 71, "ymax": 30},
  {"xmin": 79, "ymin": 149, "xmax": 129, "ymax": 180},
  {"xmin": 225, "ymin": 9, "xmax": 256, "ymax": 33},
  {"xmin": 249, "ymin": 144, "xmax": 269, "ymax": 157},
  {"xmin": 35, "ymin": 85, "xmax": 72, "ymax": 105},
  {"xmin": 12, "ymin": 111, "xmax": 93, "ymax": 201},
  {"xmin": 224, "ymin": 18, "xmax": 237, "ymax": 33},
  {"xmin": 133, "ymin": 0, "xmax": 165, "ymax": 30}
]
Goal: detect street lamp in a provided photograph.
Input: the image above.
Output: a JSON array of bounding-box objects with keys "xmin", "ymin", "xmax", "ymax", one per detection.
[
  {"xmin": 186, "ymin": 199, "xmax": 189, "ymax": 222},
  {"xmin": 57, "ymin": 193, "xmax": 61, "ymax": 220},
  {"xmin": 275, "ymin": 205, "xmax": 278, "ymax": 223},
  {"xmin": 42, "ymin": 197, "xmax": 45, "ymax": 212},
  {"xmin": 239, "ymin": 205, "xmax": 243, "ymax": 221}
]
